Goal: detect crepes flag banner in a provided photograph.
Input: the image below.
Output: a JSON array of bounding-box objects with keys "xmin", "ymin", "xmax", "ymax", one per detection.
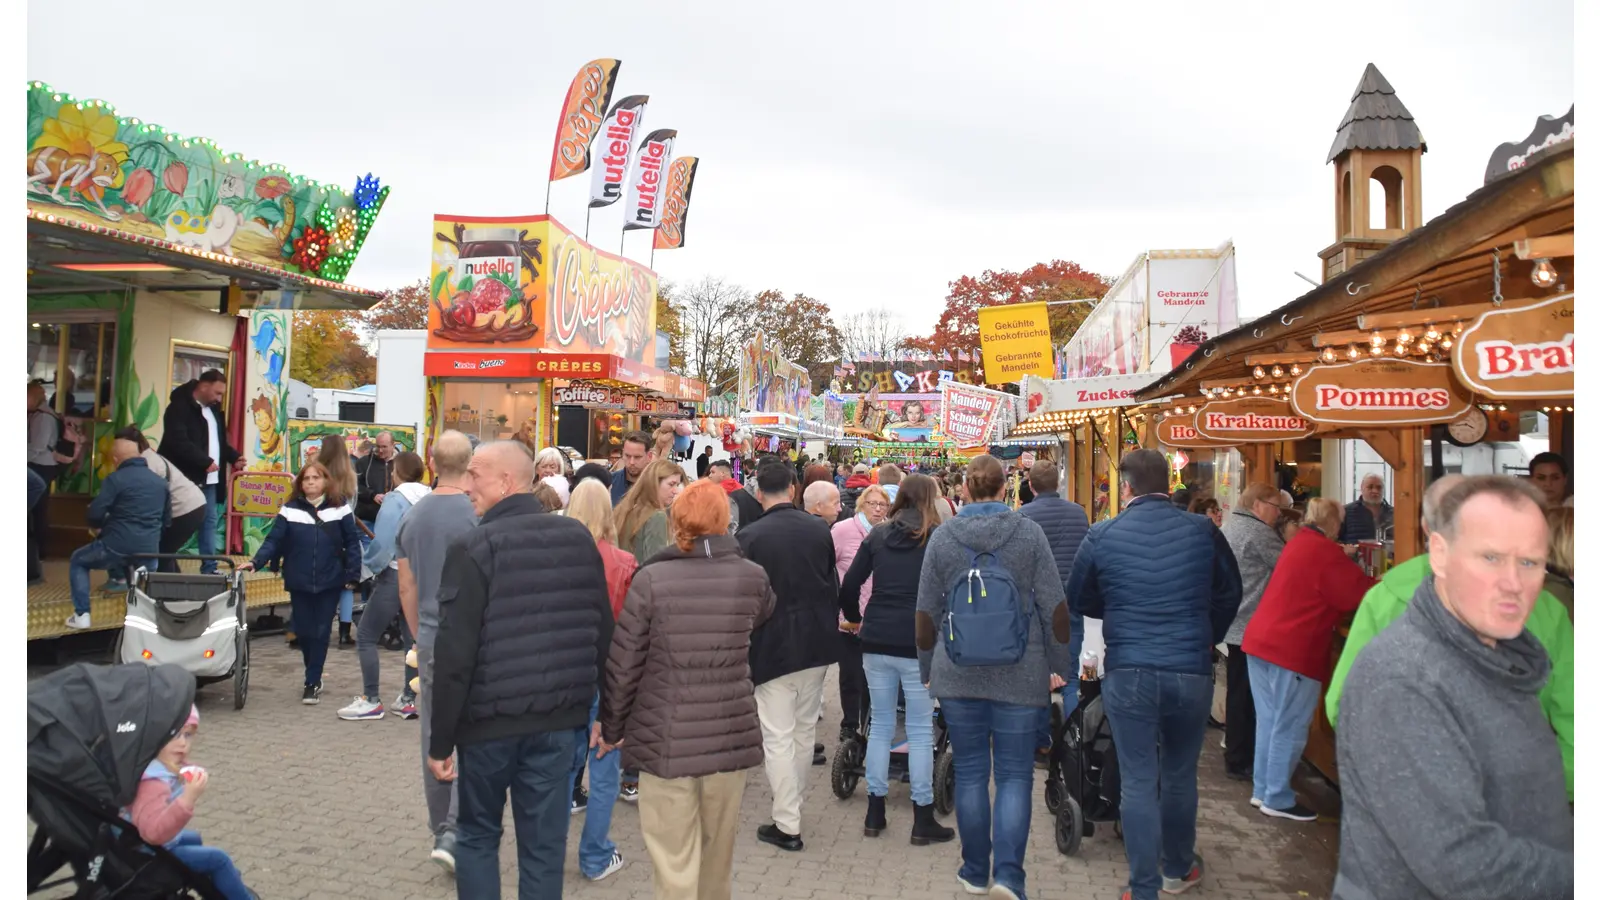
[
  {"xmin": 653, "ymin": 156, "xmax": 700, "ymax": 250},
  {"xmin": 977, "ymin": 301, "xmax": 1055, "ymax": 383},
  {"xmin": 940, "ymin": 383, "xmax": 1005, "ymax": 449},
  {"xmin": 623, "ymin": 129, "xmax": 677, "ymax": 230},
  {"xmin": 588, "ymin": 95, "xmax": 649, "ymax": 209},
  {"xmin": 548, "ymin": 59, "xmax": 622, "ymax": 183}
]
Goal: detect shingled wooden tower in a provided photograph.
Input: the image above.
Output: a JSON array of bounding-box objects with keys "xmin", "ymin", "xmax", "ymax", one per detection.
[{"xmin": 1319, "ymin": 64, "xmax": 1426, "ymax": 282}]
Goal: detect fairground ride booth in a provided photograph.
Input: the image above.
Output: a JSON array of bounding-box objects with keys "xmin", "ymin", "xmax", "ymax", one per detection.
[
  {"xmin": 25, "ymin": 81, "xmax": 392, "ymax": 640},
  {"xmin": 1131, "ymin": 113, "xmax": 1574, "ymax": 785},
  {"xmin": 420, "ymin": 214, "xmax": 704, "ymax": 463}
]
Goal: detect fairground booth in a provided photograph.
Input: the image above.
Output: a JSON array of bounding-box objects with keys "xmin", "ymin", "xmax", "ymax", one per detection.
[
  {"xmin": 26, "ymin": 81, "xmax": 392, "ymax": 639},
  {"xmin": 1131, "ymin": 81, "xmax": 1574, "ymax": 782}
]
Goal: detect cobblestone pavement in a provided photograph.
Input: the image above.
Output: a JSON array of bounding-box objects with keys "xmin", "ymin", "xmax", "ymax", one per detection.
[{"xmin": 36, "ymin": 637, "xmax": 1339, "ymax": 899}]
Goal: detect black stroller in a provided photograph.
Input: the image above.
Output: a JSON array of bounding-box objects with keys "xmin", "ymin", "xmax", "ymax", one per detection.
[
  {"xmin": 1044, "ymin": 678, "xmax": 1123, "ymax": 855},
  {"xmin": 831, "ymin": 690, "xmax": 956, "ymax": 814},
  {"xmin": 27, "ymin": 662, "xmax": 228, "ymax": 898}
]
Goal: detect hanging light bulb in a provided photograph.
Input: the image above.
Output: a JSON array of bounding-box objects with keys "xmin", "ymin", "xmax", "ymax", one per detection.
[
  {"xmin": 1369, "ymin": 344, "xmax": 1383, "ymax": 357},
  {"xmin": 1452, "ymin": 321, "xmax": 1464, "ymax": 336},
  {"xmin": 1270, "ymin": 365, "xmax": 1284, "ymax": 378},
  {"xmin": 1396, "ymin": 328, "xmax": 1413, "ymax": 344},
  {"xmin": 1252, "ymin": 385, "xmax": 1263, "ymax": 395},
  {"xmin": 1370, "ymin": 331, "xmax": 1386, "ymax": 349},
  {"xmin": 1531, "ymin": 258, "xmax": 1558, "ymax": 288},
  {"xmin": 1252, "ymin": 366, "xmax": 1266, "ymax": 380},
  {"xmin": 1289, "ymin": 364, "xmax": 1302, "ymax": 377},
  {"xmin": 1321, "ymin": 347, "xmax": 1337, "ymax": 363},
  {"xmin": 1392, "ymin": 343, "xmax": 1408, "ymax": 357},
  {"xmin": 1347, "ymin": 344, "xmax": 1361, "ymax": 360},
  {"xmin": 1267, "ymin": 384, "xmax": 1279, "ymax": 394},
  {"xmin": 1416, "ymin": 340, "xmax": 1432, "ymax": 354},
  {"xmin": 1440, "ymin": 336, "xmax": 1454, "ymax": 351},
  {"xmin": 1423, "ymin": 324, "xmax": 1441, "ymax": 342}
]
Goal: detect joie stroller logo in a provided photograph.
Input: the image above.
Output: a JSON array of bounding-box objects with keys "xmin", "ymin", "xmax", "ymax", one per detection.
[{"xmin": 115, "ymin": 721, "xmax": 136, "ymax": 734}]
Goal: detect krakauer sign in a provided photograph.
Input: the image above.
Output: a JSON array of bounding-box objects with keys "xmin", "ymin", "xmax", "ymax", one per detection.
[
  {"xmin": 1289, "ymin": 359, "xmax": 1472, "ymax": 426},
  {"xmin": 1194, "ymin": 396, "xmax": 1317, "ymax": 443}
]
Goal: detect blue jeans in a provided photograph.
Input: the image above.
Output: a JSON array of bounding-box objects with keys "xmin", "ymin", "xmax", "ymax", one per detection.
[
  {"xmin": 290, "ymin": 589, "xmax": 341, "ymax": 687},
  {"xmin": 457, "ymin": 729, "xmax": 577, "ymax": 900},
  {"xmin": 1100, "ymin": 668, "xmax": 1211, "ymax": 900},
  {"xmin": 568, "ymin": 692, "xmax": 621, "ymax": 877},
  {"xmin": 168, "ymin": 829, "xmax": 252, "ymax": 900},
  {"xmin": 864, "ymin": 654, "xmax": 934, "ymax": 805},
  {"xmin": 1034, "ymin": 610, "xmax": 1083, "ymax": 750},
  {"xmin": 942, "ymin": 697, "xmax": 1037, "ymax": 898},
  {"xmin": 1247, "ymin": 655, "xmax": 1320, "ymax": 812},
  {"xmin": 27, "ymin": 466, "xmax": 45, "ymax": 510},
  {"xmin": 199, "ymin": 484, "xmax": 220, "ymax": 574},
  {"xmin": 69, "ymin": 540, "xmax": 126, "ymax": 616}
]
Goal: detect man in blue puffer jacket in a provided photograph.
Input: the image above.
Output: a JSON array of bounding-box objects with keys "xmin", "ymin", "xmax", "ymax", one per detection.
[
  {"xmin": 1018, "ymin": 460, "xmax": 1090, "ymax": 764},
  {"xmin": 1067, "ymin": 449, "xmax": 1242, "ymax": 900}
]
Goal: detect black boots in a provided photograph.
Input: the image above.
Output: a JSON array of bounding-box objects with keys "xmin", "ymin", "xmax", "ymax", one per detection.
[
  {"xmin": 864, "ymin": 795, "xmax": 886, "ymax": 837},
  {"xmin": 338, "ymin": 621, "xmax": 354, "ymax": 647},
  {"xmin": 910, "ymin": 802, "xmax": 954, "ymax": 846}
]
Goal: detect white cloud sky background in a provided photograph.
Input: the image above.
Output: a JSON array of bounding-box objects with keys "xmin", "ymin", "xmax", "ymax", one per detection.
[{"xmin": 26, "ymin": 1, "xmax": 1573, "ymax": 336}]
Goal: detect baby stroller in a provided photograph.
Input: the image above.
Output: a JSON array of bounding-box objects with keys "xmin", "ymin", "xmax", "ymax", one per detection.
[
  {"xmin": 118, "ymin": 556, "xmax": 250, "ymax": 710},
  {"xmin": 27, "ymin": 661, "xmax": 228, "ymax": 898},
  {"xmin": 831, "ymin": 691, "xmax": 955, "ymax": 815},
  {"xmin": 1045, "ymin": 678, "xmax": 1122, "ymax": 855}
]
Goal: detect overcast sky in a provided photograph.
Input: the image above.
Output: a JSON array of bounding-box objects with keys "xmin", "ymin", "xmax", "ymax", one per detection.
[{"xmin": 27, "ymin": 1, "xmax": 1573, "ymax": 335}]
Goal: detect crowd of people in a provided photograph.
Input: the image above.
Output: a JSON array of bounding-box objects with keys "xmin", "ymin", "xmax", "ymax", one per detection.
[{"xmin": 33, "ymin": 371, "xmax": 1578, "ymax": 898}]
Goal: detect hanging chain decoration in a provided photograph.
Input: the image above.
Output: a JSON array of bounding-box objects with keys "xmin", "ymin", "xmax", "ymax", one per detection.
[{"xmin": 1491, "ymin": 248, "xmax": 1504, "ymax": 307}]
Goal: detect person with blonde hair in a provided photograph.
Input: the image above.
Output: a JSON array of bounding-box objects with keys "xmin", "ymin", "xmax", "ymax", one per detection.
[
  {"xmin": 534, "ymin": 446, "xmax": 566, "ymax": 481},
  {"xmin": 615, "ymin": 457, "xmax": 687, "ymax": 563},
  {"xmin": 1544, "ymin": 506, "xmax": 1574, "ymax": 618},
  {"xmin": 1240, "ymin": 497, "xmax": 1375, "ymax": 820},
  {"xmin": 601, "ymin": 478, "xmax": 775, "ymax": 899}
]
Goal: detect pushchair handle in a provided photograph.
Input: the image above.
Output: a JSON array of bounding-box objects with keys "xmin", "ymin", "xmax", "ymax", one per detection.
[{"xmin": 128, "ymin": 555, "xmax": 244, "ymax": 589}]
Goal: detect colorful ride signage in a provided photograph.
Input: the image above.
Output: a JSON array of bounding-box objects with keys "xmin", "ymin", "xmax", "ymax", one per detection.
[
  {"xmin": 940, "ymin": 383, "xmax": 1007, "ymax": 449},
  {"xmin": 1452, "ymin": 292, "xmax": 1574, "ymax": 398},
  {"xmin": 977, "ymin": 301, "xmax": 1055, "ymax": 383},
  {"xmin": 230, "ymin": 471, "xmax": 294, "ymax": 517},
  {"xmin": 1194, "ymin": 396, "xmax": 1318, "ymax": 443},
  {"xmin": 1289, "ymin": 359, "xmax": 1472, "ymax": 426},
  {"xmin": 1157, "ymin": 410, "xmax": 1236, "ymax": 449}
]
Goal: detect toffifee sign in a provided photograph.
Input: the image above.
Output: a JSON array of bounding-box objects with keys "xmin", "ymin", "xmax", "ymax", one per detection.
[
  {"xmin": 1453, "ymin": 293, "xmax": 1574, "ymax": 398},
  {"xmin": 1289, "ymin": 359, "xmax": 1471, "ymax": 426},
  {"xmin": 1194, "ymin": 396, "xmax": 1317, "ymax": 443},
  {"xmin": 1157, "ymin": 410, "xmax": 1236, "ymax": 449}
]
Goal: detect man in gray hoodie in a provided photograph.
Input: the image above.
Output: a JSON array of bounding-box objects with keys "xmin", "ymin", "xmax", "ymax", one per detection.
[
  {"xmin": 1335, "ymin": 475, "xmax": 1572, "ymax": 899},
  {"xmin": 915, "ymin": 454, "xmax": 1072, "ymax": 900}
]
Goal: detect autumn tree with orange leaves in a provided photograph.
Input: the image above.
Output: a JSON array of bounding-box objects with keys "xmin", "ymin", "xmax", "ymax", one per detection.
[
  {"xmin": 290, "ymin": 310, "xmax": 376, "ymax": 388},
  {"xmin": 906, "ymin": 260, "xmax": 1111, "ymax": 381},
  {"xmin": 362, "ymin": 278, "xmax": 431, "ymax": 332}
]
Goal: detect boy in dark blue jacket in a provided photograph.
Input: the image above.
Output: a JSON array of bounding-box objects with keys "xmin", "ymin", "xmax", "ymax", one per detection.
[
  {"xmin": 243, "ymin": 461, "xmax": 362, "ymax": 704},
  {"xmin": 66, "ymin": 439, "xmax": 169, "ymax": 631}
]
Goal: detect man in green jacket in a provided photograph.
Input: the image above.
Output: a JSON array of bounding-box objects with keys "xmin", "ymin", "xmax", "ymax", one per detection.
[{"xmin": 1325, "ymin": 474, "xmax": 1574, "ymax": 800}]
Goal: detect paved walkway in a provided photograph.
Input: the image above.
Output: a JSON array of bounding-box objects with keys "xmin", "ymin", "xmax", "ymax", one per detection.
[{"xmin": 38, "ymin": 638, "xmax": 1339, "ymax": 899}]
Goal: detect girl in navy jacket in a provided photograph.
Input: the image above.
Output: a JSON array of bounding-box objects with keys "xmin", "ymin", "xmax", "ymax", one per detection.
[{"xmin": 241, "ymin": 462, "xmax": 362, "ymax": 704}]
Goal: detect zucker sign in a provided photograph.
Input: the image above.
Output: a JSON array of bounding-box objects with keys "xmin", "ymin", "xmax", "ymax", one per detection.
[
  {"xmin": 1289, "ymin": 359, "xmax": 1471, "ymax": 426},
  {"xmin": 1194, "ymin": 396, "xmax": 1317, "ymax": 443}
]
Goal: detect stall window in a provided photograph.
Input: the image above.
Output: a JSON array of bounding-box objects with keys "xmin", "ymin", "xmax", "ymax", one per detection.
[
  {"xmin": 171, "ymin": 341, "xmax": 231, "ymax": 400},
  {"xmin": 27, "ymin": 317, "xmax": 118, "ymax": 494},
  {"xmin": 441, "ymin": 381, "xmax": 543, "ymax": 447}
]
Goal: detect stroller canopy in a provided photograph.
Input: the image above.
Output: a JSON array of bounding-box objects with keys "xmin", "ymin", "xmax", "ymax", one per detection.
[{"xmin": 28, "ymin": 663, "xmax": 196, "ymax": 809}]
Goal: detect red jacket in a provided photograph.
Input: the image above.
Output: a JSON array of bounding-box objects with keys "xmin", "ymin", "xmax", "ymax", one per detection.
[
  {"xmin": 1242, "ymin": 526, "xmax": 1376, "ymax": 683},
  {"xmin": 597, "ymin": 539, "xmax": 638, "ymax": 621}
]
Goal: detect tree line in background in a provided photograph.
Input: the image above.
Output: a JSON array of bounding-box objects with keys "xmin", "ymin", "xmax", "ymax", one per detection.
[{"xmin": 290, "ymin": 259, "xmax": 1113, "ymax": 392}]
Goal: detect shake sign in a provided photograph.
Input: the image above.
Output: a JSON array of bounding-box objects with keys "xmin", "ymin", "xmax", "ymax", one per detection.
[
  {"xmin": 1453, "ymin": 293, "xmax": 1574, "ymax": 398},
  {"xmin": 1194, "ymin": 397, "xmax": 1317, "ymax": 443},
  {"xmin": 940, "ymin": 383, "xmax": 1004, "ymax": 449},
  {"xmin": 623, "ymin": 129, "xmax": 676, "ymax": 230},
  {"xmin": 1289, "ymin": 359, "xmax": 1471, "ymax": 426}
]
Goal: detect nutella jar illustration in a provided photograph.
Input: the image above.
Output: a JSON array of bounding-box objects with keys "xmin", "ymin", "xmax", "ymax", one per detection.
[{"xmin": 455, "ymin": 228, "xmax": 521, "ymax": 316}]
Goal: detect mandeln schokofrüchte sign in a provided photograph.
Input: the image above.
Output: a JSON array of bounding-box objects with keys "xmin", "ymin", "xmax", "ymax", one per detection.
[
  {"xmin": 1020, "ymin": 373, "xmax": 1154, "ymax": 417},
  {"xmin": 1157, "ymin": 410, "xmax": 1236, "ymax": 449},
  {"xmin": 1194, "ymin": 396, "xmax": 1317, "ymax": 443},
  {"xmin": 939, "ymin": 382, "xmax": 1007, "ymax": 449},
  {"xmin": 1289, "ymin": 359, "xmax": 1472, "ymax": 426},
  {"xmin": 1452, "ymin": 293, "xmax": 1574, "ymax": 399}
]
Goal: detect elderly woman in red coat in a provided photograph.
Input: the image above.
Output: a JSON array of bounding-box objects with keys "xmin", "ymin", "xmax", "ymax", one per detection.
[{"xmin": 1241, "ymin": 496, "xmax": 1376, "ymax": 822}]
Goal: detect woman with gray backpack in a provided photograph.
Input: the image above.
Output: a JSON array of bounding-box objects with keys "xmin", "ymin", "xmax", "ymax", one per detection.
[{"xmin": 915, "ymin": 454, "xmax": 1073, "ymax": 900}]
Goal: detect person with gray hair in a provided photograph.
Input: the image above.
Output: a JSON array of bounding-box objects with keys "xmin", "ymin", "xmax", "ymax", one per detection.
[
  {"xmin": 803, "ymin": 480, "xmax": 841, "ymax": 525},
  {"xmin": 1332, "ymin": 476, "xmax": 1573, "ymax": 899},
  {"xmin": 1325, "ymin": 473, "xmax": 1574, "ymax": 803}
]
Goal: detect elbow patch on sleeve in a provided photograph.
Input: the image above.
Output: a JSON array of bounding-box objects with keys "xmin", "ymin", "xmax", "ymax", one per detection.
[
  {"xmin": 915, "ymin": 611, "xmax": 936, "ymax": 651},
  {"xmin": 1052, "ymin": 604, "xmax": 1072, "ymax": 643}
]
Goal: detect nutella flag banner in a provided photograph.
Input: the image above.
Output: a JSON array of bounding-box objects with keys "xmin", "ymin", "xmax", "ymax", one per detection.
[
  {"xmin": 588, "ymin": 96, "xmax": 649, "ymax": 209},
  {"xmin": 940, "ymin": 382, "xmax": 1006, "ymax": 449},
  {"xmin": 653, "ymin": 156, "xmax": 699, "ymax": 250},
  {"xmin": 623, "ymin": 129, "xmax": 677, "ymax": 230},
  {"xmin": 549, "ymin": 59, "xmax": 622, "ymax": 183}
]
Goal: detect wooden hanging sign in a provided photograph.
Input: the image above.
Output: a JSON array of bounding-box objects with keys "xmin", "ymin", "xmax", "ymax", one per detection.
[
  {"xmin": 1194, "ymin": 396, "xmax": 1318, "ymax": 443},
  {"xmin": 1156, "ymin": 410, "xmax": 1236, "ymax": 449},
  {"xmin": 1289, "ymin": 359, "xmax": 1473, "ymax": 426},
  {"xmin": 1452, "ymin": 292, "xmax": 1574, "ymax": 398}
]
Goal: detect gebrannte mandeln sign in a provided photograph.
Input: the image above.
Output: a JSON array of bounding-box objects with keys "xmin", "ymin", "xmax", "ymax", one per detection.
[
  {"xmin": 1194, "ymin": 396, "xmax": 1317, "ymax": 442},
  {"xmin": 1453, "ymin": 292, "xmax": 1574, "ymax": 398},
  {"xmin": 1157, "ymin": 410, "xmax": 1236, "ymax": 449},
  {"xmin": 1289, "ymin": 359, "xmax": 1472, "ymax": 426}
]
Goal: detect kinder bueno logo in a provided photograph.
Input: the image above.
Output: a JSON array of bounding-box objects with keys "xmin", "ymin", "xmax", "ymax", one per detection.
[
  {"xmin": 1158, "ymin": 290, "xmax": 1210, "ymax": 307},
  {"xmin": 449, "ymin": 358, "xmax": 505, "ymax": 371},
  {"xmin": 1315, "ymin": 386, "xmax": 1453, "ymax": 410},
  {"xmin": 1475, "ymin": 333, "xmax": 1574, "ymax": 380}
]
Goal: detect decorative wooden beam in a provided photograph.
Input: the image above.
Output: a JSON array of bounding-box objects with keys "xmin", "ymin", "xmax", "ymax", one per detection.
[
  {"xmin": 1244, "ymin": 352, "xmax": 1323, "ymax": 365},
  {"xmin": 1514, "ymin": 234, "xmax": 1574, "ymax": 259},
  {"xmin": 1355, "ymin": 297, "xmax": 1542, "ymax": 331}
]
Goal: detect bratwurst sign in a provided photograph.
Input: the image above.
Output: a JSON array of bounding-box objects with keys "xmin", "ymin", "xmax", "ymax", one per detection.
[
  {"xmin": 1289, "ymin": 359, "xmax": 1472, "ymax": 426},
  {"xmin": 1453, "ymin": 293, "xmax": 1574, "ymax": 398},
  {"xmin": 1194, "ymin": 396, "xmax": 1317, "ymax": 443}
]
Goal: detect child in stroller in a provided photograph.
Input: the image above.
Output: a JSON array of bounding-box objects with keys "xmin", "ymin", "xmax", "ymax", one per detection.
[{"xmin": 125, "ymin": 705, "xmax": 257, "ymax": 899}]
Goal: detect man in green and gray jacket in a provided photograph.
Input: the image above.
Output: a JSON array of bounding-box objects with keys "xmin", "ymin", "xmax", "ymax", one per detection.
[{"xmin": 1325, "ymin": 474, "xmax": 1574, "ymax": 801}]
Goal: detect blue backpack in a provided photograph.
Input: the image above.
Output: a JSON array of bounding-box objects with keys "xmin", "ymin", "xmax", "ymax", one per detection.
[{"xmin": 942, "ymin": 545, "xmax": 1031, "ymax": 667}]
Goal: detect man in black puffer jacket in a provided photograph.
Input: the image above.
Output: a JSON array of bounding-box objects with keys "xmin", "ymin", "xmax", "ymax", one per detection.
[
  {"xmin": 1019, "ymin": 460, "xmax": 1091, "ymax": 762},
  {"xmin": 158, "ymin": 371, "xmax": 240, "ymax": 575},
  {"xmin": 428, "ymin": 441, "xmax": 613, "ymax": 898}
]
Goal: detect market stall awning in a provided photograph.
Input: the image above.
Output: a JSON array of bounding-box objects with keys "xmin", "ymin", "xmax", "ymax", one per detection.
[{"xmin": 424, "ymin": 349, "xmax": 705, "ymax": 403}]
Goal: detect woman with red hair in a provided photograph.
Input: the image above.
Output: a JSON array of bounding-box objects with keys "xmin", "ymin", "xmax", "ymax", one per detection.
[{"xmin": 600, "ymin": 478, "xmax": 775, "ymax": 900}]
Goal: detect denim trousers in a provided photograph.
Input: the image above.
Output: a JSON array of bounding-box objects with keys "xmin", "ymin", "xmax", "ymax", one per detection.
[
  {"xmin": 457, "ymin": 729, "xmax": 577, "ymax": 900},
  {"xmin": 1100, "ymin": 667, "xmax": 1211, "ymax": 900},
  {"xmin": 198, "ymin": 484, "xmax": 220, "ymax": 574},
  {"xmin": 167, "ymin": 829, "xmax": 252, "ymax": 900},
  {"xmin": 289, "ymin": 588, "xmax": 341, "ymax": 687},
  {"xmin": 942, "ymin": 697, "xmax": 1037, "ymax": 898},
  {"xmin": 356, "ymin": 568, "xmax": 416, "ymax": 700},
  {"xmin": 1246, "ymin": 655, "xmax": 1321, "ymax": 811},
  {"xmin": 69, "ymin": 540, "xmax": 126, "ymax": 615},
  {"xmin": 1034, "ymin": 610, "xmax": 1084, "ymax": 750},
  {"xmin": 568, "ymin": 691, "xmax": 621, "ymax": 877},
  {"xmin": 863, "ymin": 654, "xmax": 934, "ymax": 804}
]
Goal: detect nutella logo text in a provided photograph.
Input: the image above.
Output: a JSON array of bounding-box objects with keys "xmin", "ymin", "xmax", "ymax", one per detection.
[
  {"xmin": 599, "ymin": 109, "xmax": 640, "ymax": 202},
  {"xmin": 1315, "ymin": 386, "xmax": 1453, "ymax": 410},
  {"xmin": 1475, "ymin": 333, "xmax": 1574, "ymax": 380},
  {"xmin": 630, "ymin": 140, "xmax": 669, "ymax": 224},
  {"xmin": 461, "ymin": 256, "xmax": 517, "ymax": 279}
]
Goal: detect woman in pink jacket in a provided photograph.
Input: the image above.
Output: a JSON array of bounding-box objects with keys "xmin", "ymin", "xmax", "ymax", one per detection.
[{"xmin": 833, "ymin": 484, "xmax": 891, "ymax": 742}]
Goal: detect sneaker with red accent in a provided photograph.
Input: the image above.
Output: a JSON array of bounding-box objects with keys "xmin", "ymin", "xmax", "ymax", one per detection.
[
  {"xmin": 1161, "ymin": 850, "xmax": 1204, "ymax": 894},
  {"xmin": 394, "ymin": 693, "xmax": 418, "ymax": 720},
  {"xmin": 337, "ymin": 696, "xmax": 385, "ymax": 721}
]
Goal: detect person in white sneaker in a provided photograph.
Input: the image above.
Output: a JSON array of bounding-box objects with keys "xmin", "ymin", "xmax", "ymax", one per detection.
[{"xmin": 66, "ymin": 439, "xmax": 168, "ymax": 631}]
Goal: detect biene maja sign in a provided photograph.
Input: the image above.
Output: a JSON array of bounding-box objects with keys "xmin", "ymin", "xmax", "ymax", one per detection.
[
  {"xmin": 1453, "ymin": 292, "xmax": 1574, "ymax": 398},
  {"xmin": 1157, "ymin": 410, "xmax": 1236, "ymax": 449},
  {"xmin": 1193, "ymin": 396, "xmax": 1318, "ymax": 443},
  {"xmin": 1289, "ymin": 359, "xmax": 1472, "ymax": 426}
]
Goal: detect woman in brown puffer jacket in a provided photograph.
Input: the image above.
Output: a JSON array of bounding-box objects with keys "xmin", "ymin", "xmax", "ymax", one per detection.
[{"xmin": 599, "ymin": 478, "xmax": 775, "ymax": 900}]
